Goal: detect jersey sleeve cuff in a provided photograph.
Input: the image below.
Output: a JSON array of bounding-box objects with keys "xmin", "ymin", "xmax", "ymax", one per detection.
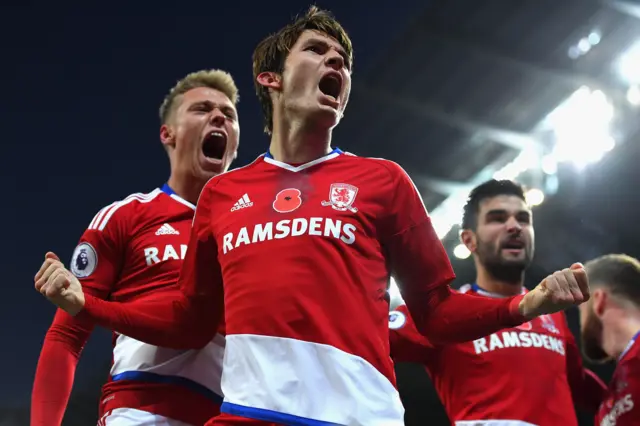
[
  {"xmin": 507, "ymin": 294, "xmax": 527, "ymax": 325},
  {"xmin": 77, "ymin": 293, "xmax": 101, "ymax": 321}
]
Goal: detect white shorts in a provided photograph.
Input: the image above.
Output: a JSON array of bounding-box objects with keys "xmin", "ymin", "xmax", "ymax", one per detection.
[{"xmin": 98, "ymin": 408, "xmax": 194, "ymax": 426}]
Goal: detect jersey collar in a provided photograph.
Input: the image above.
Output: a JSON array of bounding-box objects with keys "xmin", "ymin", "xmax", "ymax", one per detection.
[
  {"xmin": 263, "ymin": 147, "xmax": 343, "ymax": 173},
  {"xmin": 619, "ymin": 330, "xmax": 640, "ymax": 362},
  {"xmin": 161, "ymin": 183, "xmax": 196, "ymax": 211},
  {"xmin": 470, "ymin": 283, "xmax": 527, "ymax": 298}
]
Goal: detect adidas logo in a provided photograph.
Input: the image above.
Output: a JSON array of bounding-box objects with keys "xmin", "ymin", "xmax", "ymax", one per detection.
[
  {"xmin": 230, "ymin": 194, "xmax": 253, "ymax": 212},
  {"xmin": 155, "ymin": 223, "xmax": 180, "ymax": 235}
]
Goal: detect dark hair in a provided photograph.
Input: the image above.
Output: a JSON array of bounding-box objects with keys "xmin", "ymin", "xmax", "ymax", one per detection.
[
  {"xmin": 252, "ymin": 5, "xmax": 353, "ymax": 134},
  {"xmin": 585, "ymin": 254, "xmax": 640, "ymax": 306},
  {"xmin": 461, "ymin": 179, "xmax": 526, "ymax": 230}
]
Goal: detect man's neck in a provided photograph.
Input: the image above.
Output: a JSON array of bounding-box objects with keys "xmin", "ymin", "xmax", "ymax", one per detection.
[
  {"xmin": 268, "ymin": 114, "xmax": 332, "ymax": 164},
  {"xmin": 166, "ymin": 174, "xmax": 204, "ymax": 206},
  {"xmin": 475, "ymin": 265, "xmax": 524, "ymax": 297},
  {"xmin": 603, "ymin": 313, "xmax": 640, "ymax": 360}
]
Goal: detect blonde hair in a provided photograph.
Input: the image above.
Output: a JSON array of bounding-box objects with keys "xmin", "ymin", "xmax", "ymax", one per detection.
[
  {"xmin": 159, "ymin": 69, "xmax": 239, "ymax": 124},
  {"xmin": 585, "ymin": 254, "xmax": 640, "ymax": 306}
]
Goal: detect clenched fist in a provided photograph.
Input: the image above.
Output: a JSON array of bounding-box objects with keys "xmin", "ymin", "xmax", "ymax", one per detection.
[
  {"xmin": 519, "ymin": 263, "xmax": 589, "ymax": 320},
  {"xmin": 34, "ymin": 252, "xmax": 85, "ymax": 316}
]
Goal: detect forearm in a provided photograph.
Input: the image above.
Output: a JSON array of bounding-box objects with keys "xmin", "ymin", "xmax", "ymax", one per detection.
[
  {"xmin": 406, "ymin": 287, "xmax": 526, "ymax": 344},
  {"xmin": 79, "ymin": 294, "xmax": 213, "ymax": 349},
  {"xmin": 31, "ymin": 339, "xmax": 80, "ymax": 426}
]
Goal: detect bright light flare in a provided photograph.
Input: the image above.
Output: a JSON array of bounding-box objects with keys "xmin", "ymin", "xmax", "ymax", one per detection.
[
  {"xmin": 627, "ymin": 85, "xmax": 640, "ymax": 106},
  {"xmin": 618, "ymin": 41, "xmax": 640, "ymax": 84},
  {"xmin": 525, "ymin": 188, "xmax": 545, "ymax": 206},
  {"xmin": 546, "ymin": 86, "xmax": 615, "ymax": 169},
  {"xmin": 453, "ymin": 244, "xmax": 471, "ymax": 259}
]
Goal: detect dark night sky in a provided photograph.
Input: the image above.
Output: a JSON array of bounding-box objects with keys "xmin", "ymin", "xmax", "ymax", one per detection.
[{"xmin": 4, "ymin": 1, "xmax": 427, "ymax": 407}]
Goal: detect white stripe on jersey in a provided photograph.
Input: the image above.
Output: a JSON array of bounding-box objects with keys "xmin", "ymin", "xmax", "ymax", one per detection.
[
  {"xmin": 88, "ymin": 202, "xmax": 117, "ymax": 230},
  {"xmin": 170, "ymin": 193, "xmax": 195, "ymax": 210},
  {"xmin": 111, "ymin": 333, "xmax": 226, "ymax": 398},
  {"xmin": 221, "ymin": 334, "xmax": 404, "ymax": 426},
  {"xmin": 89, "ymin": 189, "xmax": 162, "ymax": 231}
]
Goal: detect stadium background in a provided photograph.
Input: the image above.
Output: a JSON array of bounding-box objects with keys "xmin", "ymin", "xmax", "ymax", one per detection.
[{"xmin": 3, "ymin": 0, "xmax": 640, "ymax": 424}]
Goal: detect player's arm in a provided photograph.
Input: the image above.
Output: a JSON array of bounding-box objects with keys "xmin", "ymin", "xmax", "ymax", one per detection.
[
  {"xmin": 32, "ymin": 299, "xmax": 96, "ymax": 426},
  {"xmin": 32, "ymin": 212, "xmax": 121, "ymax": 426},
  {"xmin": 561, "ymin": 314, "xmax": 607, "ymax": 413},
  {"xmin": 389, "ymin": 304, "xmax": 435, "ymax": 364},
  {"xmin": 379, "ymin": 161, "xmax": 525, "ymax": 343},
  {"xmin": 76, "ymin": 183, "xmax": 223, "ymax": 349},
  {"xmin": 379, "ymin": 162, "xmax": 588, "ymax": 344}
]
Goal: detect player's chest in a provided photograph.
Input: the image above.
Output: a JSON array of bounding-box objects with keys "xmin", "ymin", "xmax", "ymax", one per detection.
[
  {"xmin": 126, "ymin": 216, "xmax": 193, "ymax": 269},
  {"xmin": 597, "ymin": 389, "xmax": 635, "ymax": 426},
  {"xmin": 449, "ymin": 315, "xmax": 567, "ymax": 363},
  {"xmin": 213, "ymin": 173, "xmax": 383, "ymax": 249},
  {"xmin": 597, "ymin": 364, "xmax": 635, "ymax": 424}
]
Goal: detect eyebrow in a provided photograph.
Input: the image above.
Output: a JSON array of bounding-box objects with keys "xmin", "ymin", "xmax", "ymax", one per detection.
[
  {"xmin": 485, "ymin": 209, "xmax": 531, "ymax": 218},
  {"xmin": 189, "ymin": 100, "xmax": 234, "ymax": 110},
  {"xmin": 305, "ymin": 37, "xmax": 350, "ymax": 63}
]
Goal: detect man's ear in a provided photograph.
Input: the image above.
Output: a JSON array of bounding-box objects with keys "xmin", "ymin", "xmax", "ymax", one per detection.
[
  {"xmin": 160, "ymin": 124, "xmax": 175, "ymax": 149},
  {"xmin": 256, "ymin": 71, "xmax": 282, "ymax": 91},
  {"xmin": 592, "ymin": 289, "xmax": 608, "ymax": 318},
  {"xmin": 460, "ymin": 229, "xmax": 477, "ymax": 253}
]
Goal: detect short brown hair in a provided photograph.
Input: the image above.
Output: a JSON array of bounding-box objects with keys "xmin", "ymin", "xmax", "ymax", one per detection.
[
  {"xmin": 461, "ymin": 179, "xmax": 526, "ymax": 230},
  {"xmin": 252, "ymin": 5, "xmax": 353, "ymax": 134},
  {"xmin": 159, "ymin": 69, "xmax": 239, "ymax": 124},
  {"xmin": 585, "ymin": 254, "xmax": 640, "ymax": 306}
]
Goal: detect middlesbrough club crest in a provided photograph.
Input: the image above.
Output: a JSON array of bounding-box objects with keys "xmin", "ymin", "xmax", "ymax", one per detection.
[{"xmin": 321, "ymin": 183, "xmax": 359, "ymax": 213}]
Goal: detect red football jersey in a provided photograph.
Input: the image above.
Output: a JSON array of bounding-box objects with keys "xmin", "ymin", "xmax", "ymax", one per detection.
[
  {"xmin": 595, "ymin": 332, "xmax": 640, "ymax": 426},
  {"xmin": 390, "ymin": 284, "xmax": 605, "ymax": 425},
  {"xmin": 32, "ymin": 185, "xmax": 223, "ymax": 426},
  {"xmin": 204, "ymin": 149, "xmax": 455, "ymax": 425}
]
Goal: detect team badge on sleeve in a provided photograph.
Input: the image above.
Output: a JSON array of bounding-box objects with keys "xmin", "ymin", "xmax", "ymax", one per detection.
[
  {"xmin": 321, "ymin": 183, "xmax": 359, "ymax": 213},
  {"xmin": 388, "ymin": 311, "xmax": 406, "ymax": 330},
  {"xmin": 70, "ymin": 243, "xmax": 97, "ymax": 278}
]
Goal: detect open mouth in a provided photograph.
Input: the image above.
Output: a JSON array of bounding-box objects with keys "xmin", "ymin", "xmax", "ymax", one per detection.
[
  {"xmin": 202, "ymin": 131, "xmax": 227, "ymax": 161},
  {"xmin": 501, "ymin": 240, "xmax": 525, "ymax": 250},
  {"xmin": 319, "ymin": 74, "xmax": 342, "ymax": 101}
]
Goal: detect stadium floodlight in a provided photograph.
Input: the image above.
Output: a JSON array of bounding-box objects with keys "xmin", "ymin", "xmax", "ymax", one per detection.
[
  {"xmin": 453, "ymin": 243, "xmax": 471, "ymax": 259},
  {"xmin": 567, "ymin": 30, "xmax": 601, "ymax": 60},
  {"xmin": 587, "ymin": 31, "xmax": 601, "ymax": 46},
  {"xmin": 546, "ymin": 86, "xmax": 615, "ymax": 170},
  {"xmin": 525, "ymin": 188, "xmax": 545, "ymax": 207},
  {"xmin": 541, "ymin": 155, "xmax": 557, "ymax": 175},
  {"xmin": 627, "ymin": 85, "xmax": 640, "ymax": 106},
  {"xmin": 618, "ymin": 41, "xmax": 640, "ymax": 85}
]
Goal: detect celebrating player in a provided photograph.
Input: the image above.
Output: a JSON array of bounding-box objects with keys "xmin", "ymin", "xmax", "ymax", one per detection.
[
  {"xmin": 389, "ymin": 179, "xmax": 606, "ymax": 425},
  {"xmin": 35, "ymin": 7, "xmax": 590, "ymax": 426},
  {"xmin": 580, "ymin": 254, "xmax": 640, "ymax": 425},
  {"xmin": 32, "ymin": 69, "xmax": 240, "ymax": 426}
]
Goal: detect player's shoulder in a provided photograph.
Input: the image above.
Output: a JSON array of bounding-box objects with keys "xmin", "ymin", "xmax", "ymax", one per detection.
[
  {"xmin": 341, "ymin": 152, "xmax": 407, "ymax": 176},
  {"xmin": 622, "ymin": 340, "xmax": 640, "ymax": 369},
  {"xmin": 87, "ymin": 188, "xmax": 165, "ymax": 232}
]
